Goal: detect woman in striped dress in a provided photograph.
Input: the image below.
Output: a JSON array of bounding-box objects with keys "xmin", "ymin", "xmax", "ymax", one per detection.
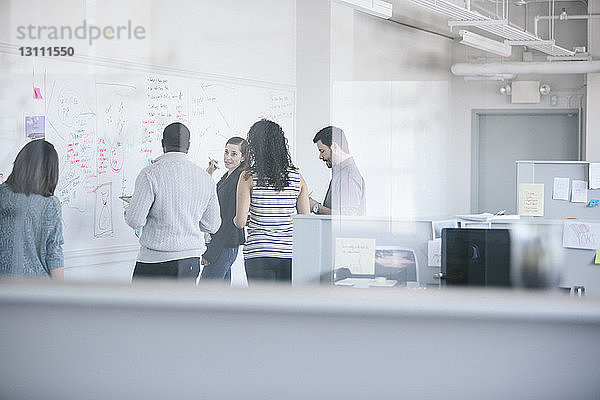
[{"xmin": 234, "ymin": 119, "xmax": 309, "ymax": 283}]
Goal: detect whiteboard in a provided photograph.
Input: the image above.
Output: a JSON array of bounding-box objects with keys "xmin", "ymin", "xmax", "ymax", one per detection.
[{"xmin": 0, "ymin": 53, "xmax": 295, "ymax": 254}]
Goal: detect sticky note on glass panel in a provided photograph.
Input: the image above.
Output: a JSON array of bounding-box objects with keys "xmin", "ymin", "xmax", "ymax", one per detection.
[
  {"xmin": 34, "ymin": 87, "xmax": 43, "ymax": 99},
  {"xmin": 595, "ymin": 250, "xmax": 600, "ymax": 265}
]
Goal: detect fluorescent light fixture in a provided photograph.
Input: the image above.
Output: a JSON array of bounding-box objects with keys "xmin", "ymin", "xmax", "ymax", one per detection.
[
  {"xmin": 332, "ymin": 0, "xmax": 393, "ymax": 19},
  {"xmin": 459, "ymin": 30, "xmax": 512, "ymax": 57}
]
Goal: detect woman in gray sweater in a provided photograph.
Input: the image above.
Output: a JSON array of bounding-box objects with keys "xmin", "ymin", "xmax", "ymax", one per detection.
[{"xmin": 0, "ymin": 140, "xmax": 64, "ymax": 278}]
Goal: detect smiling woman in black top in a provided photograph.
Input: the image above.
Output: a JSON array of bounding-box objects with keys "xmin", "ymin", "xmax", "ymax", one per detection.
[{"xmin": 200, "ymin": 137, "xmax": 247, "ymax": 281}]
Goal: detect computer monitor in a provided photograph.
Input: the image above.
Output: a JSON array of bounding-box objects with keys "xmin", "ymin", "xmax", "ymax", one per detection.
[
  {"xmin": 334, "ymin": 247, "xmax": 419, "ymax": 287},
  {"xmin": 374, "ymin": 247, "xmax": 418, "ymax": 285},
  {"xmin": 441, "ymin": 228, "xmax": 511, "ymax": 287}
]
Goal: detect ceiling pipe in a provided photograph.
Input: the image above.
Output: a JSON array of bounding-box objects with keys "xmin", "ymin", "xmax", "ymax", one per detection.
[
  {"xmin": 535, "ymin": 14, "xmax": 600, "ymax": 37},
  {"xmin": 451, "ymin": 60, "xmax": 600, "ymax": 75}
]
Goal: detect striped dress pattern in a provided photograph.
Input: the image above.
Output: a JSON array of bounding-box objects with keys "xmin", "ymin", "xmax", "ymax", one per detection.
[{"xmin": 244, "ymin": 168, "xmax": 301, "ymax": 259}]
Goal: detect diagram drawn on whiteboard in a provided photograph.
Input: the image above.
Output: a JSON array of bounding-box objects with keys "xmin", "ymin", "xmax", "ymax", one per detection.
[{"xmin": 94, "ymin": 182, "xmax": 114, "ymax": 238}]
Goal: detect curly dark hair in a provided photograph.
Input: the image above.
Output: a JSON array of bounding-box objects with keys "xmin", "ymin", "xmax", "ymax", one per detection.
[{"xmin": 245, "ymin": 119, "xmax": 296, "ymax": 191}]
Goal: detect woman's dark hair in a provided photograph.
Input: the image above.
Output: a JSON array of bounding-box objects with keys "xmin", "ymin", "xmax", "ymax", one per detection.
[
  {"xmin": 245, "ymin": 119, "xmax": 295, "ymax": 191},
  {"xmin": 226, "ymin": 136, "xmax": 248, "ymax": 168},
  {"xmin": 6, "ymin": 140, "xmax": 59, "ymax": 197}
]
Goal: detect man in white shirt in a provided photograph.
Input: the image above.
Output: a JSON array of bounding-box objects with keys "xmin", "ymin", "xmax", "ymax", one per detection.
[
  {"xmin": 125, "ymin": 122, "xmax": 221, "ymax": 280},
  {"xmin": 309, "ymin": 126, "xmax": 366, "ymax": 216}
]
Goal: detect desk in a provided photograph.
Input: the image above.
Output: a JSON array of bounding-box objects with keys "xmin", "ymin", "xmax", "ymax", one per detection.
[{"xmin": 292, "ymin": 215, "xmax": 600, "ymax": 296}]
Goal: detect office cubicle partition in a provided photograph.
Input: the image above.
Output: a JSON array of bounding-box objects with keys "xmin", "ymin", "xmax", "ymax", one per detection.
[{"xmin": 292, "ymin": 215, "xmax": 436, "ymax": 287}]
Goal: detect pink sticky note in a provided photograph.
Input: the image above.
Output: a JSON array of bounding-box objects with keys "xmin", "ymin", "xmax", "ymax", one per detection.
[{"xmin": 34, "ymin": 88, "xmax": 43, "ymax": 99}]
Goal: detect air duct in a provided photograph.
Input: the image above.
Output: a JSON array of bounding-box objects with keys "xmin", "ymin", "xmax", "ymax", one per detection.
[{"xmin": 451, "ymin": 61, "xmax": 600, "ymax": 76}]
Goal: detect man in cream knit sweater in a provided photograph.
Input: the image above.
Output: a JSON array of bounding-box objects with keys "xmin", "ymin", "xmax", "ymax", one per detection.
[{"xmin": 125, "ymin": 122, "xmax": 221, "ymax": 280}]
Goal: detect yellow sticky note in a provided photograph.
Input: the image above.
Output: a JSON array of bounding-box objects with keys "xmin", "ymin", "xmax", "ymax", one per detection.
[
  {"xmin": 595, "ymin": 250, "xmax": 600, "ymax": 265},
  {"xmin": 518, "ymin": 183, "xmax": 545, "ymax": 216}
]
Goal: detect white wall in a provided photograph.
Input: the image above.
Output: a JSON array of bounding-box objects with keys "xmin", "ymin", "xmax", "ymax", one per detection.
[
  {"xmin": 296, "ymin": 0, "xmax": 332, "ymax": 199},
  {"xmin": 327, "ymin": 4, "xmax": 455, "ymax": 218},
  {"xmin": 147, "ymin": 0, "xmax": 296, "ymax": 85},
  {"xmin": 2, "ymin": 0, "xmax": 296, "ymax": 85}
]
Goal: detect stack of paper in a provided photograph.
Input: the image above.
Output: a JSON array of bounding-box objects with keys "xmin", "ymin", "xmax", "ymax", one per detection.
[
  {"xmin": 456, "ymin": 213, "xmax": 520, "ymax": 222},
  {"xmin": 456, "ymin": 213, "xmax": 495, "ymax": 222},
  {"xmin": 490, "ymin": 214, "xmax": 521, "ymax": 221}
]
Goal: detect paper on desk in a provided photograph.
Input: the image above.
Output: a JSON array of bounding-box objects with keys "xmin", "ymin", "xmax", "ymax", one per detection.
[
  {"xmin": 456, "ymin": 213, "xmax": 521, "ymax": 223},
  {"xmin": 590, "ymin": 163, "xmax": 600, "ymax": 190},
  {"xmin": 369, "ymin": 279, "xmax": 397, "ymax": 287},
  {"xmin": 334, "ymin": 278, "xmax": 397, "ymax": 287},
  {"xmin": 431, "ymin": 219, "xmax": 458, "ymax": 239},
  {"xmin": 552, "ymin": 177, "xmax": 570, "ymax": 201},
  {"xmin": 563, "ymin": 221, "xmax": 600, "ymax": 250},
  {"xmin": 571, "ymin": 180, "xmax": 588, "ymax": 203},
  {"xmin": 428, "ymin": 239, "xmax": 441, "ymax": 267},
  {"xmin": 456, "ymin": 213, "xmax": 494, "ymax": 222},
  {"xmin": 335, "ymin": 237, "xmax": 376, "ymax": 275},
  {"xmin": 518, "ymin": 183, "xmax": 544, "ymax": 216},
  {"xmin": 490, "ymin": 214, "xmax": 520, "ymax": 221},
  {"xmin": 334, "ymin": 278, "xmax": 361, "ymax": 286}
]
